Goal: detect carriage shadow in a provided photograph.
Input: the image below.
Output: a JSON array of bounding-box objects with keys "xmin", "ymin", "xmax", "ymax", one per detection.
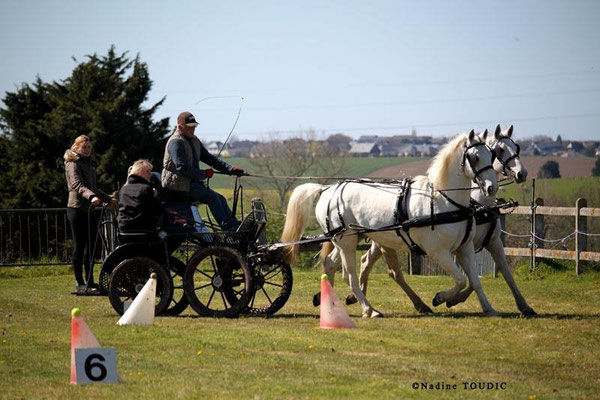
[{"xmin": 165, "ymin": 312, "xmax": 319, "ymax": 320}]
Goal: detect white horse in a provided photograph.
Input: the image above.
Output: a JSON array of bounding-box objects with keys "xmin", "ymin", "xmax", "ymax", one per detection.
[
  {"xmin": 281, "ymin": 131, "xmax": 499, "ymax": 317},
  {"xmin": 331, "ymin": 125, "xmax": 536, "ymax": 316}
]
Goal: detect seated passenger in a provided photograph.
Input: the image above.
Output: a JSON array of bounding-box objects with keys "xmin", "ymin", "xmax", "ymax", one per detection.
[
  {"xmin": 161, "ymin": 111, "xmax": 246, "ymax": 231},
  {"xmin": 118, "ymin": 160, "xmax": 163, "ymax": 233}
]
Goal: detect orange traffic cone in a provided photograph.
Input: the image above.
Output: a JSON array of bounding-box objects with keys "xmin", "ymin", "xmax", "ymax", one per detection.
[
  {"xmin": 319, "ymin": 274, "xmax": 356, "ymax": 329},
  {"xmin": 70, "ymin": 307, "xmax": 102, "ymax": 384}
]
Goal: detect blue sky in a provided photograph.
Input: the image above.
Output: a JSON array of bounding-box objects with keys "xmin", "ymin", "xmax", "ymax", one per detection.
[{"xmin": 1, "ymin": 1, "xmax": 599, "ymax": 142}]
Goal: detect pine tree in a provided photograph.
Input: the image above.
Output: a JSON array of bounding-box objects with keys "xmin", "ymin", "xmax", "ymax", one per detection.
[{"xmin": 0, "ymin": 46, "xmax": 169, "ymax": 208}]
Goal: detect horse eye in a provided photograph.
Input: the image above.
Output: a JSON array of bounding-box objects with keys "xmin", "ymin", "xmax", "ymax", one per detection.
[{"xmin": 470, "ymin": 154, "xmax": 479, "ymax": 163}]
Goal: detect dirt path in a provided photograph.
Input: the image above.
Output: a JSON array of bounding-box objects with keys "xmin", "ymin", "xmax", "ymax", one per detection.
[{"xmin": 367, "ymin": 156, "xmax": 596, "ymax": 179}]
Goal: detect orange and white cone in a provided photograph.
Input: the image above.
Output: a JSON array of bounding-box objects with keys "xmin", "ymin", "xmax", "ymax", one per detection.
[
  {"xmin": 70, "ymin": 307, "xmax": 102, "ymax": 384},
  {"xmin": 319, "ymin": 274, "xmax": 356, "ymax": 329},
  {"xmin": 117, "ymin": 273, "xmax": 156, "ymax": 326}
]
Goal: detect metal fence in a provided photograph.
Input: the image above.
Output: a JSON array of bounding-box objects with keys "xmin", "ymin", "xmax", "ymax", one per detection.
[{"xmin": 0, "ymin": 208, "xmax": 117, "ymax": 267}]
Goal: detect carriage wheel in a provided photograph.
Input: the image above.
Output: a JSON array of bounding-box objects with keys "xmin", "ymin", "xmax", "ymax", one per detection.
[
  {"xmin": 163, "ymin": 257, "xmax": 189, "ymax": 316},
  {"xmin": 234, "ymin": 262, "xmax": 293, "ymax": 315},
  {"xmin": 184, "ymin": 246, "xmax": 252, "ymax": 318},
  {"xmin": 108, "ymin": 257, "xmax": 173, "ymax": 316}
]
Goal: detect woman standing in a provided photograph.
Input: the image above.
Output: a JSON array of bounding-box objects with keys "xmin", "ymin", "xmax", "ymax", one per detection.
[{"xmin": 64, "ymin": 135, "xmax": 113, "ymax": 293}]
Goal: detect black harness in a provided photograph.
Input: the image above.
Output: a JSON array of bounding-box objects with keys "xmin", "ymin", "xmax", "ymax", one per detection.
[
  {"xmin": 393, "ymin": 180, "xmax": 474, "ymax": 255},
  {"xmin": 489, "ymin": 136, "xmax": 521, "ymax": 178},
  {"xmin": 322, "ymin": 140, "xmax": 493, "ymax": 253}
]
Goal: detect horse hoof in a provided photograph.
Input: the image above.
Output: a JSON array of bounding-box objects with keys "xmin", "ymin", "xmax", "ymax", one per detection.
[
  {"xmin": 345, "ymin": 293, "xmax": 358, "ymax": 305},
  {"xmin": 420, "ymin": 306, "xmax": 433, "ymax": 314},
  {"xmin": 312, "ymin": 292, "xmax": 321, "ymax": 307},
  {"xmin": 485, "ymin": 309, "xmax": 501, "ymax": 317},
  {"xmin": 432, "ymin": 293, "xmax": 444, "ymax": 307},
  {"xmin": 522, "ymin": 308, "xmax": 537, "ymax": 317},
  {"xmin": 371, "ymin": 310, "xmax": 383, "ymax": 318}
]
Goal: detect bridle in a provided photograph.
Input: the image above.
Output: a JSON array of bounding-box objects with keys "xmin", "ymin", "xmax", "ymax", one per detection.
[
  {"xmin": 461, "ymin": 141, "xmax": 495, "ymax": 190},
  {"xmin": 489, "ymin": 136, "xmax": 521, "ymax": 178}
]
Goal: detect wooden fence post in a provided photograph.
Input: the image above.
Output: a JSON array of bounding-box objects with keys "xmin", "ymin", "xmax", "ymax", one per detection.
[
  {"xmin": 530, "ymin": 179, "xmax": 536, "ymax": 272},
  {"xmin": 534, "ymin": 198, "xmax": 545, "ymax": 249},
  {"xmin": 496, "ymin": 213, "xmax": 506, "ymax": 278},
  {"xmin": 575, "ymin": 198, "xmax": 587, "ymax": 275},
  {"xmin": 409, "ymin": 250, "xmax": 422, "ymax": 275}
]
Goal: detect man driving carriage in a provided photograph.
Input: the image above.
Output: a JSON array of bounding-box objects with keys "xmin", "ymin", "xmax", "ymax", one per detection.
[{"xmin": 161, "ymin": 111, "xmax": 246, "ymax": 231}]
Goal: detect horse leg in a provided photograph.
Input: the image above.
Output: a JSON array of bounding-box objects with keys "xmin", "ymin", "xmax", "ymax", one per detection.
[
  {"xmin": 454, "ymin": 243, "xmax": 500, "ymax": 316},
  {"xmin": 429, "ymin": 251, "xmax": 467, "ymax": 307},
  {"xmin": 445, "ymin": 284, "xmax": 474, "ymax": 308},
  {"xmin": 313, "ymin": 242, "xmax": 340, "ymax": 307},
  {"xmin": 487, "ymin": 236, "xmax": 536, "ymax": 316},
  {"xmin": 336, "ymin": 237, "xmax": 381, "ymax": 318},
  {"xmin": 346, "ymin": 241, "xmax": 380, "ymax": 305},
  {"xmin": 381, "ymin": 247, "xmax": 432, "ymax": 314}
]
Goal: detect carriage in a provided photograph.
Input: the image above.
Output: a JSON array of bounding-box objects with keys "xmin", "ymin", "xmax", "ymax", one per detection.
[{"xmin": 94, "ymin": 180, "xmax": 293, "ymax": 318}]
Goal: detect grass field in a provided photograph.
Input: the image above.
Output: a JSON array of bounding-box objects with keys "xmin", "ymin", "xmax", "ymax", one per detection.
[
  {"xmin": 1, "ymin": 265, "xmax": 599, "ymax": 399},
  {"xmin": 500, "ymin": 176, "xmax": 600, "ymax": 207}
]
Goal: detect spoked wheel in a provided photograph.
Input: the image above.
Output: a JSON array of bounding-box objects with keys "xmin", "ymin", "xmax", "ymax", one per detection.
[
  {"xmin": 108, "ymin": 257, "xmax": 173, "ymax": 316},
  {"xmin": 163, "ymin": 257, "xmax": 189, "ymax": 316},
  {"xmin": 244, "ymin": 262, "xmax": 293, "ymax": 315},
  {"xmin": 183, "ymin": 246, "xmax": 253, "ymax": 318}
]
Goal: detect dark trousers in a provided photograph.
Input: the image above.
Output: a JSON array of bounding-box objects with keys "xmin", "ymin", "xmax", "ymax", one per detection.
[
  {"xmin": 67, "ymin": 208, "xmax": 100, "ymax": 285},
  {"xmin": 188, "ymin": 182, "xmax": 239, "ymax": 230}
]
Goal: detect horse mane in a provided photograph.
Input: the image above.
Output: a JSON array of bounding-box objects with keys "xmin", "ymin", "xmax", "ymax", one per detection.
[{"xmin": 426, "ymin": 134, "xmax": 467, "ymax": 188}]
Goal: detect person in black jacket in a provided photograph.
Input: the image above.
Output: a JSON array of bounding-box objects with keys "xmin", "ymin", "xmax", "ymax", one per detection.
[{"xmin": 118, "ymin": 160, "xmax": 163, "ymax": 233}]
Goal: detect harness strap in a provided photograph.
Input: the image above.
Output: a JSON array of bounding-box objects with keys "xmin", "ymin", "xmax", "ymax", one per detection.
[
  {"xmin": 438, "ymin": 188, "xmax": 470, "ymax": 210},
  {"xmin": 476, "ymin": 214, "xmax": 497, "ymax": 253},
  {"xmin": 325, "ymin": 182, "xmax": 347, "ymax": 237}
]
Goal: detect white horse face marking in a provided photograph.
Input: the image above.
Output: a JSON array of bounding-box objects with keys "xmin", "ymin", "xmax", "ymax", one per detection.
[
  {"xmin": 489, "ymin": 127, "xmax": 528, "ymax": 184},
  {"xmin": 464, "ymin": 136, "xmax": 498, "ymax": 197}
]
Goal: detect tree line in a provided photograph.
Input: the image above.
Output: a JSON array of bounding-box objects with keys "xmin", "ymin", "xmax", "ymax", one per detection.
[{"xmin": 0, "ymin": 46, "xmax": 169, "ymax": 208}]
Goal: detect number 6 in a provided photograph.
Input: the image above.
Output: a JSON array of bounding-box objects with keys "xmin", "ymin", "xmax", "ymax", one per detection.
[{"xmin": 84, "ymin": 353, "xmax": 108, "ymax": 381}]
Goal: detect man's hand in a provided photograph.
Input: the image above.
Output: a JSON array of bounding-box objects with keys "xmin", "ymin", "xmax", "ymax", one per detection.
[
  {"xmin": 91, "ymin": 196, "xmax": 102, "ymax": 206},
  {"xmin": 204, "ymin": 168, "xmax": 214, "ymax": 179},
  {"xmin": 230, "ymin": 166, "xmax": 246, "ymax": 176}
]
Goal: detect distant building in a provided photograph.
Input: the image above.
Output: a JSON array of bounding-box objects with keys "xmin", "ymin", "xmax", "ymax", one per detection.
[
  {"xmin": 228, "ymin": 140, "xmax": 257, "ymax": 157},
  {"xmin": 349, "ymin": 142, "xmax": 380, "ymax": 157}
]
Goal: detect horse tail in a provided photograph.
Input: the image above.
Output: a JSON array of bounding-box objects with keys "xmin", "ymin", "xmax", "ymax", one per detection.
[
  {"xmin": 281, "ymin": 183, "xmax": 326, "ymax": 266},
  {"xmin": 320, "ymin": 241, "xmax": 335, "ymax": 274}
]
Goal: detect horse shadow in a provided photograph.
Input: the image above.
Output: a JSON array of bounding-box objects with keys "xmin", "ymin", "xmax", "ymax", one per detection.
[{"xmin": 380, "ymin": 311, "xmax": 600, "ymax": 320}]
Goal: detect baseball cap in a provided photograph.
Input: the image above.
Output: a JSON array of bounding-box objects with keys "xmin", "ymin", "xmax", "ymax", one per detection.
[{"xmin": 177, "ymin": 111, "xmax": 199, "ymax": 127}]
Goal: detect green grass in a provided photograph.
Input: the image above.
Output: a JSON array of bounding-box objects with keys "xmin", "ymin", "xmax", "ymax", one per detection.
[
  {"xmin": 208, "ymin": 157, "xmax": 426, "ymax": 189},
  {"xmin": 1, "ymin": 266, "xmax": 599, "ymax": 399},
  {"xmin": 500, "ymin": 176, "xmax": 600, "ymax": 207}
]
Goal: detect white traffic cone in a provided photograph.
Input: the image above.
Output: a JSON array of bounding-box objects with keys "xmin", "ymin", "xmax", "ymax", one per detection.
[
  {"xmin": 319, "ymin": 274, "xmax": 356, "ymax": 329},
  {"xmin": 117, "ymin": 273, "xmax": 157, "ymax": 326}
]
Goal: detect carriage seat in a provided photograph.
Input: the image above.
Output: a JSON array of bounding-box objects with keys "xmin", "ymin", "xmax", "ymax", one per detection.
[
  {"xmin": 161, "ymin": 188, "xmax": 197, "ymax": 203},
  {"xmin": 117, "ymin": 230, "xmax": 157, "ymax": 245}
]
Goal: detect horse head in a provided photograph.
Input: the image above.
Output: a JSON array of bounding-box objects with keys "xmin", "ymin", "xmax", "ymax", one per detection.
[
  {"xmin": 487, "ymin": 125, "xmax": 528, "ymax": 184},
  {"xmin": 462, "ymin": 129, "xmax": 498, "ymax": 197}
]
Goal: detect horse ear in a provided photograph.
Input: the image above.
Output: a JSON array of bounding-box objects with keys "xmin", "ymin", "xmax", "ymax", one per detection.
[
  {"xmin": 482, "ymin": 129, "xmax": 488, "ymax": 140},
  {"xmin": 468, "ymin": 129, "xmax": 475, "ymax": 142},
  {"xmin": 494, "ymin": 124, "xmax": 501, "ymax": 139},
  {"xmin": 507, "ymin": 125, "xmax": 514, "ymax": 137}
]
